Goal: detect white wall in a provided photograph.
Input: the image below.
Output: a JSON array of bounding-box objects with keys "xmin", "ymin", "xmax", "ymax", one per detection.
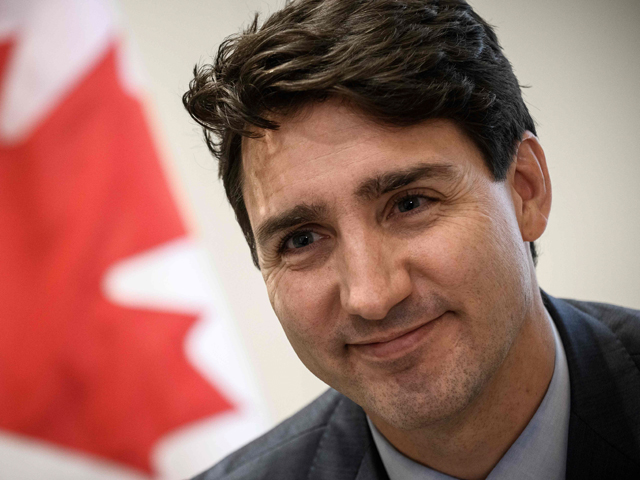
[{"xmin": 116, "ymin": 0, "xmax": 640, "ymax": 430}]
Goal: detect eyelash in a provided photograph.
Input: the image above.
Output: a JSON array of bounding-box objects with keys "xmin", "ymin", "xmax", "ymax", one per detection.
[
  {"xmin": 388, "ymin": 190, "xmax": 437, "ymax": 218},
  {"xmin": 277, "ymin": 228, "xmax": 320, "ymax": 255}
]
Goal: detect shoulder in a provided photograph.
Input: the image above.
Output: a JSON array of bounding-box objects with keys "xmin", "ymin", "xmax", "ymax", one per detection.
[
  {"xmin": 559, "ymin": 297, "xmax": 640, "ymax": 369},
  {"xmin": 191, "ymin": 389, "xmax": 352, "ymax": 480}
]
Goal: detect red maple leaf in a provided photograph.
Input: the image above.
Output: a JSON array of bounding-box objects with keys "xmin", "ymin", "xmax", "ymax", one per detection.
[{"xmin": 0, "ymin": 40, "xmax": 234, "ymax": 474}]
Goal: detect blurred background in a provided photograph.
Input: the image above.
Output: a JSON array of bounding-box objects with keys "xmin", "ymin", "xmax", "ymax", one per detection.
[{"xmin": 0, "ymin": 0, "xmax": 638, "ymax": 478}]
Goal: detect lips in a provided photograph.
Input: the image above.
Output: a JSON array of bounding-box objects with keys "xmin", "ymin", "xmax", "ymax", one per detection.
[{"xmin": 349, "ymin": 313, "xmax": 446, "ymax": 360}]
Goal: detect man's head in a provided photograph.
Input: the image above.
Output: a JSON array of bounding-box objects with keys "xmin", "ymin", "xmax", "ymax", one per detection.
[
  {"xmin": 184, "ymin": 0, "xmax": 552, "ymax": 433},
  {"xmin": 183, "ymin": 0, "xmax": 538, "ymax": 268}
]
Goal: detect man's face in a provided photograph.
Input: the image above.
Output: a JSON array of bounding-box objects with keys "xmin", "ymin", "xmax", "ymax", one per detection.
[{"xmin": 242, "ymin": 100, "xmax": 536, "ymax": 430}]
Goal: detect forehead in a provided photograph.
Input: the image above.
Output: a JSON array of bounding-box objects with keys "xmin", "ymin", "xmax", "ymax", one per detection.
[
  {"xmin": 242, "ymin": 102, "xmax": 386, "ymax": 186},
  {"xmin": 241, "ymin": 100, "xmax": 486, "ymax": 226}
]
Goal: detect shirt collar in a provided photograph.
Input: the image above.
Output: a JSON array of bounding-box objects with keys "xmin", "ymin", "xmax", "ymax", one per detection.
[{"xmin": 368, "ymin": 311, "xmax": 571, "ymax": 480}]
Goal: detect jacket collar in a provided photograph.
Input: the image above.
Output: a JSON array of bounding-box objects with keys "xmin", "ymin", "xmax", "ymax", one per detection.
[{"xmin": 543, "ymin": 293, "xmax": 640, "ymax": 478}]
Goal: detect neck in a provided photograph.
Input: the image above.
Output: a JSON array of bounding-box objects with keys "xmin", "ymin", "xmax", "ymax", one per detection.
[{"xmin": 369, "ymin": 293, "xmax": 556, "ymax": 480}]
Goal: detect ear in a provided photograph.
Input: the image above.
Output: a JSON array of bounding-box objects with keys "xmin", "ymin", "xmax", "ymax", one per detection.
[{"xmin": 508, "ymin": 131, "xmax": 552, "ymax": 242}]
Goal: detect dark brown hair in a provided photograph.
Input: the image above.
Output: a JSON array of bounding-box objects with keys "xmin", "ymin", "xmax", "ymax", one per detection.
[{"xmin": 183, "ymin": 0, "xmax": 537, "ymax": 268}]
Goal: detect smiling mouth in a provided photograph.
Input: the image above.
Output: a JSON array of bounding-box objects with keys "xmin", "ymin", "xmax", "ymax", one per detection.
[{"xmin": 348, "ymin": 313, "xmax": 447, "ymax": 360}]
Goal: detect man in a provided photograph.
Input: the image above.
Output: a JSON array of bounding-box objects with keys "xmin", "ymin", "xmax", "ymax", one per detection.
[{"xmin": 183, "ymin": 0, "xmax": 640, "ymax": 478}]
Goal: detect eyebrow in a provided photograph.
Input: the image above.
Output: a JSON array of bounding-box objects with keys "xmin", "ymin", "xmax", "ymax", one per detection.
[
  {"xmin": 256, "ymin": 203, "xmax": 329, "ymax": 248},
  {"xmin": 354, "ymin": 162, "xmax": 459, "ymax": 201}
]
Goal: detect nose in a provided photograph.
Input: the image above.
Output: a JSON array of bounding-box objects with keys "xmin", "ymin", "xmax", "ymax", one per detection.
[{"xmin": 338, "ymin": 232, "xmax": 412, "ymax": 320}]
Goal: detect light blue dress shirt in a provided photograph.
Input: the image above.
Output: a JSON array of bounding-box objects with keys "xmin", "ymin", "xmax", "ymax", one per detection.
[{"xmin": 368, "ymin": 312, "xmax": 571, "ymax": 480}]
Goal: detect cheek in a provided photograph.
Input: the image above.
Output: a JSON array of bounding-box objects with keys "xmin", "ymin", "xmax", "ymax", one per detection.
[
  {"xmin": 268, "ymin": 267, "xmax": 348, "ymax": 385},
  {"xmin": 407, "ymin": 200, "xmax": 527, "ymax": 298},
  {"xmin": 268, "ymin": 266, "xmax": 340, "ymax": 349}
]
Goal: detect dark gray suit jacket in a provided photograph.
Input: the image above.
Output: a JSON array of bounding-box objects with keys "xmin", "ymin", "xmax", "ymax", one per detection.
[{"xmin": 194, "ymin": 294, "xmax": 640, "ymax": 479}]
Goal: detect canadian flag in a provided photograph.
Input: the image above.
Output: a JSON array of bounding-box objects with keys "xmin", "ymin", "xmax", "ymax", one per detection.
[{"xmin": 0, "ymin": 0, "xmax": 268, "ymax": 479}]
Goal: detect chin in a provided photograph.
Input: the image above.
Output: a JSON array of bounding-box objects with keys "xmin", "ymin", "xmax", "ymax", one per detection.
[{"xmin": 360, "ymin": 354, "xmax": 493, "ymax": 431}]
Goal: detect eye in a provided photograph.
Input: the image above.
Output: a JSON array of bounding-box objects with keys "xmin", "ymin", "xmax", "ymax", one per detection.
[
  {"xmin": 392, "ymin": 193, "xmax": 434, "ymax": 215},
  {"xmin": 283, "ymin": 230, "xmax": 322, "ymax": 251},
  {"xmin": 397, "ymin": 196, "xmax": 424, "ymax": 213}
]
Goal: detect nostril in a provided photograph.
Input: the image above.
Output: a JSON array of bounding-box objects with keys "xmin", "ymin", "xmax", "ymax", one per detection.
[
  {"xmin": 342, "ymin": 278, "xmax": 410, "ymax": 321},
  {"xmin": 345, "ymin": 298, "xmax": 389, "ymax": 320}
]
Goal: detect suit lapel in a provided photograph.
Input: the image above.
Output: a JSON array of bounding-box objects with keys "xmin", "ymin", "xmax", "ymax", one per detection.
[
  {"xmin": 544, "ymin": 294, "xmax": 640, "ymax": 479},
  {"xmin": 307, "ymin": 395, "xmax": 389, "ymax": 480},
  {"xmin": 354, "ymin": 445, "xmax": 390, "ymax": 480}
]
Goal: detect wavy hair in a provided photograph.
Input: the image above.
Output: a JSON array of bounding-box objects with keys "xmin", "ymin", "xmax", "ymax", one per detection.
[{"xmin": 184, "ymin": 0, "xmax": 537, "ymax": 267}]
